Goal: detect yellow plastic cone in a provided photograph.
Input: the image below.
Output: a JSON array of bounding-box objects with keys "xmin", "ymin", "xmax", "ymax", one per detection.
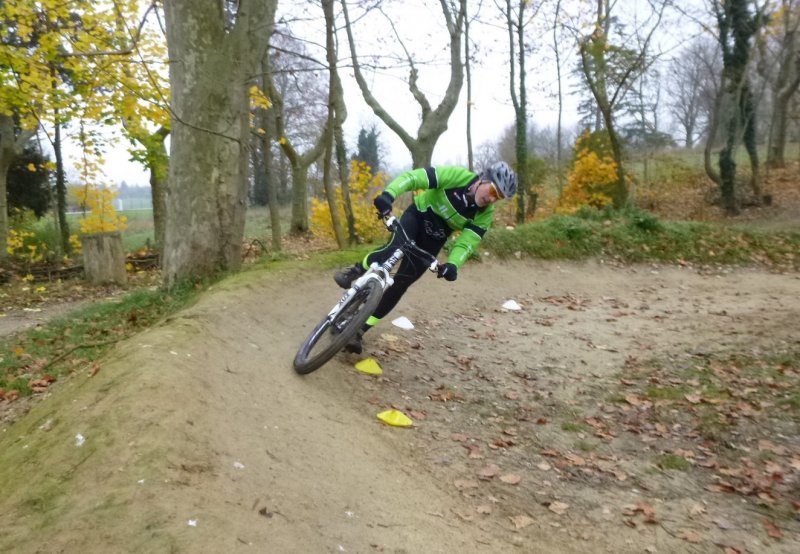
[
  {"xmin": 355, "ymin": 358, "xmax": 382, "ymax": 375},
  {"xmin": 376, "ymin": 409, "xmax": 413, "ymax": 427}
]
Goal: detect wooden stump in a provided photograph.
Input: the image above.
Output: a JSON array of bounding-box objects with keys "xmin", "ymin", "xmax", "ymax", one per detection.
[{"xmin": 81, "ymin": 232, "xmax": 127, "ymax": 285}]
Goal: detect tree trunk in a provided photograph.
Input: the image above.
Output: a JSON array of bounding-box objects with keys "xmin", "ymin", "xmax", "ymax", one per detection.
[
  {"xmin": 766, "ymin": 36, "xmax": 800, "ymax": 168},
  {"xmin": 704, "ymin": 86, "xmax": 723, "ymax": 187},
  {"xmin": 506, "ymin": 0, "xmax": 528, "ymax": 223},
  {"xmin": 465, "ymin": 10, "xmax": 474, "ymax": 171},
  {"xmin": 322, "ymin": 112, "xmax": 345, "ymax": 248},
  {"xmin": 741, "ymin": 85, "xmax": 761, "ymax": 200},
  {"xmin": 148, "ymin": 126, "xmax": 169, "ymax": 253},
  {"xmin": 162, "ymin": 0, "xmax": 277, "ymax": 286},
  {"xmin": 267, "ymin": 71, "xmax": 326, "ymax": 236},
  {"xmin": 53, "ymin": 115, "xmax": 71, "ymax": 255},
  {"xmin": 0, "ymin": 116, "xmax": 35, "ymax": 262},
  {"xmin": 554, "ymin": 0, "xmax": 564, "ymax": 192},
  {"xmin": 323, "ymin": 0, "xmax": 355, "ymax": 244},
  {"xmin": 289, "ymin": 165, "xmax": 310, "ymax": 234},
  {"xmin": 81, "ymin": 231, "xmax": 127, "ymax": 285},
  {"xmin": 718, "ymin": 90, "xmax": 740, "ymax": 214},
  {"xmin": 257, "ymin": 56, "xmax": 281, "ymax": 251}
]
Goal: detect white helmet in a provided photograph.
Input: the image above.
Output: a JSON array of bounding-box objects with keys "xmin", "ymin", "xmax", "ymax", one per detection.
[{"xmin": 483, "ymin": 161, "xmax": 517, "ymax": 198}]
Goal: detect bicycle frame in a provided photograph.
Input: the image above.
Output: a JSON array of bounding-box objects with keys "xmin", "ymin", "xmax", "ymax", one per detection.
[
  {"xmin": 293, "ymin": 213, "xmax": 440, "ymax": 374},
  {"xmin": 325, "ymin": 215, "xmax": 437, "ymax": 321}
]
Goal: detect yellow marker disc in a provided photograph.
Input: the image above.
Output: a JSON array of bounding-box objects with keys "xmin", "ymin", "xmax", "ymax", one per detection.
[
  {"xmin": 376, "ymin": 409, "xmax": 413, "ymax": 427},
  {"xmin": 355, "ymin": 358, "xmax": 382, "ymax": 375}
]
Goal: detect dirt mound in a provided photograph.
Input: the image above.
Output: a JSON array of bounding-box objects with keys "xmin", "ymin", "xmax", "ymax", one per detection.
[{"xmin": 1, "ymin": 260, "xmax": 798, "ymax": 553}]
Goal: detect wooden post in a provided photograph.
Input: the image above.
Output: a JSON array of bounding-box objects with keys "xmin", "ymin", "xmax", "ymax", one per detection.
[{"xmin": 81, "ymin": 232, "xmax": 127, "ymax": 285}]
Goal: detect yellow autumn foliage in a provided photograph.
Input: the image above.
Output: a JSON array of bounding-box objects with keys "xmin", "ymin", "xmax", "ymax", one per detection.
[
  {"xmin": 557, "ymin": 130, "xmax": 616, "ymax": 214},
  {"xmin": 310, "ymin": 161, "xmax": 389, "ymax": 244},
  {"xmin": 73, "ymin": 187, "xmax": 128, "ymax": 234}
]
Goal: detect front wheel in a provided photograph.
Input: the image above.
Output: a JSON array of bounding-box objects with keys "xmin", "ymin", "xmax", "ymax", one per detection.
[{"xmin": 293, "ymin": 279, "xmax": 384, "ymax": 375}]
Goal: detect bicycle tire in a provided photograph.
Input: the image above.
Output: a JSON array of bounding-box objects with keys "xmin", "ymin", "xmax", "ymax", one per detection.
[{"xmin": 293, "ymin": 278, "xmax": 384, "ymax": 375}]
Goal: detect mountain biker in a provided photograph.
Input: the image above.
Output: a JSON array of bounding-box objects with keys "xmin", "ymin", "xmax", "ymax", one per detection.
[{"xmin": 334, "ymin": 161, "xmax": 518, "ymax": 354}]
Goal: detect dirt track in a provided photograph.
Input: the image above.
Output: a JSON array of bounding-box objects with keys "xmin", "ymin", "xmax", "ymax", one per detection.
[{"xmin": 0, "ymin": 259, "xmax": 798, "ymax": 553}]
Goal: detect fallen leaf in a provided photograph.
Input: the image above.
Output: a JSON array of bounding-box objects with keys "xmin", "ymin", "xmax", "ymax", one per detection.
[
  {"xmin": 476, "ymin": 505, "xmax": 492, "ymax": 515},
  {"xmin": 478, "ymin": 464, "xmax": 500, "ymax": 479},
  {"xmin": 679, "ymin": 530, "xmax": 702, "ymax": 543},
  {"xmin": 451, "ymin": 432, "xmax": 468, "ymax": 442},
  {"xmin": 763, "ymin": 519, "xmax": 783, "ymax": 539},
  {"xmin": 453, "ymin": 479, "xmax": 479, "ymax": 491},
  {"xmin": 758, "ymin": 440, "xmax": 788, "ymax": 456},
  {"xmin": 500, "ymin": 474, "xmax": 521, "ymax": 485},
  {"xmin": 464, "ymin": 444, "xmax": 483, "ymax": 459},
  {"xmin": 564, "ymin": 453, "xmax": 586, "ymax": 466},
  {"xmin": 625, "ymin": 394, "xmax": 645, "ymax": 406},
  {"xmin": 548, "ymin": 501, "xmax": 569, "ymax": 515},
  {"xmin": 536, "ymin": 462, "xmax": 551, "ymax": 471},
  {"xmin": 509, "ymin": 515, "xmax": 535, "ymax": 529},
  {"xmin": 685, "ymin": 393, "xmax": 702, "ymax": 404},
  {"xmin": 688, "ymin": 503, "xmax": 706, "ymax": 516}
]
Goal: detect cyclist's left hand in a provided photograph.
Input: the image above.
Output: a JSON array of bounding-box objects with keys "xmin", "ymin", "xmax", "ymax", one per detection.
[
  {"xmin": 373, "ymin": 192, "xmax": 394, "ymax": 218},
  {"xmin": 437, "ymin": 263, "xmax": 458, "ymax": 281}
]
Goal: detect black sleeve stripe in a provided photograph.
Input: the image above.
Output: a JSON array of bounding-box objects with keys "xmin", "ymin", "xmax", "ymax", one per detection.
[
  {"xmin": 425, "ymin": 167, "xmax": 438, "ymax": 189},
  {"xmin": 465, "ymin": 222, "xmax": 486, "ymax": 238}
]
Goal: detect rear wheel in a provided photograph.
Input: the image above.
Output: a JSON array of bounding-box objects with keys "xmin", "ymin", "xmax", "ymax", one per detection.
[{"xmin": 293, "ymin": 279, "xmax": 384, "ymax": 375}]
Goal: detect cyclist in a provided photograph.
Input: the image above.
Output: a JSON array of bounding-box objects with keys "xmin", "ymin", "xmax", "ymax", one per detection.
[{"xmin": 334, "ymin": 161, "xmax": 518, "ymax": 354}]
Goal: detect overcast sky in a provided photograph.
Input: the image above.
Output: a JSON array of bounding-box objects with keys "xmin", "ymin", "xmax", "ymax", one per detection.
[{"xmin": 77, "ymin": 0, "xmax": 707, "ymax": 186}]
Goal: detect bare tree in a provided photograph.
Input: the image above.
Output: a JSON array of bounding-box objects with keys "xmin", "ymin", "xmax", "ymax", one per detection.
[
  {"xmin": 712, "ymin": 0, "xmax": 768, "ymax": 214},
  {"xmin": 502, "ymin": 0, "xmax": 539, "ymax": 223},
  {"xmin": 551, "ymin": 0, "xmax": 566, "ymax": 191},
  {"xmin": 321, "ymin": 0, "xmax": 347, "ymax": 247},
  {"xmin": 666, "ymin": 42, "xmax": 714, "ymax": 148},
  {"xmin": 265, "ymin": 24, "xmax": 329, "ymax": 234},
  {"xmin": 267, "ymin": 76, "xmax": 328, "ymax": 234},
  {"xmin": 761, "ymin": 0, "xmax": 800, "ymax": 168},
  {"xmin": 341, "ymin": 0, "xmax": 467, "ymax": 167},
  {"xmin": 573, "ymin": 0, "xmax": 668, "ymax": 208}
]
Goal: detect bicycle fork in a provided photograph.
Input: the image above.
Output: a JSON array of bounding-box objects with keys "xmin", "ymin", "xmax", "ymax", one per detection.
[{"xmin": 326, "ymin": 249, "xmax": 404, "ymax": 320}]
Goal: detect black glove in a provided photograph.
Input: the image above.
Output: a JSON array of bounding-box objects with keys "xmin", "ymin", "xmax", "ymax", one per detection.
[
  {"xmin": 373, "ymin": 192, "xmax": 394, "ymax": 218},
  {"xmin": 437, "ymin": 262, "xmax": 458, "ymax": 281}
]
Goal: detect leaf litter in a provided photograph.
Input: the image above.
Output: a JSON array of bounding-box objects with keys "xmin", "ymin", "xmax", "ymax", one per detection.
[{"xmin": 352, "ymin": 262, "xmax": 800, "ymax": 551}]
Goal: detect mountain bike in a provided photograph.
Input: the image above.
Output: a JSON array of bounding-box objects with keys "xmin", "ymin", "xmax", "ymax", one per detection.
[{"xmin": 293, "ymin": 215, "xmax": 439, "ymax": 375}]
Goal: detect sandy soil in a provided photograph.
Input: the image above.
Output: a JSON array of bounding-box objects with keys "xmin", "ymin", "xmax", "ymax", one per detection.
[{"xmin": 0, "ymin": 259, "xmax": 798, "ymax": 553}]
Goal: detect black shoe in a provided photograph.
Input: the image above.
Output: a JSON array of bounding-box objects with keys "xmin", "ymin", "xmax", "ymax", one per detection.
[
  {"xmin": 334, "ymin": 264, "xmax": 366, "ymax": 289},
  {"xmin": 343, "ymin": 331, "xmax": 363, "ymax": 354}
]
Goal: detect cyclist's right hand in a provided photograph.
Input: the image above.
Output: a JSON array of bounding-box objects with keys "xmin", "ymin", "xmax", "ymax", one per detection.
[{"xmin": 373, "ymin": 192, "xmax": 394, "ymax": 218}]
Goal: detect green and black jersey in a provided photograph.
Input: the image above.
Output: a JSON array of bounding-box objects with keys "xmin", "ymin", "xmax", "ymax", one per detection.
[{"xmin": 383, "ymin": 166, "xmax": 495, "ymax": 268}]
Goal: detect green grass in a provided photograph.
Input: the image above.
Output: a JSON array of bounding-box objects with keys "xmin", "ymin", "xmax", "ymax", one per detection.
[
  {"xmin": 481, "ymin": 208, "xmax": 800, "ymax": 269},
  {"xmin": 0, "ymin": 282, "xmax": 201, "ymax": 395},
  {"xmin": 655, "ymin": 453, "xmax": 691, "ymax": 471},
  {"xmin": 561, "ymin": 421, "xmax": 590, "ymax": 433}
]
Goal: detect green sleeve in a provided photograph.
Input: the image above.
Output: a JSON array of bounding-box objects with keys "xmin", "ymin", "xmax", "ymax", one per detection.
[
  {"xmin": 447, "ymin": 205, "xmax": 495, "ymax": 268},
  {"xmin": 384, "ymin": 168, "xmax": 434, "ymax": 199}
]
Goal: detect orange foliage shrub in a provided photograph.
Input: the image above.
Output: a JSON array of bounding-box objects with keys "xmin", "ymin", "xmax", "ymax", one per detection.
[
  {"xmin": 310, "ymin": 161, "xmax": 389, "ymax": 244},
  {"xmin": 557, "ymin": 130, "xmax": 617, "ymax": 214}
]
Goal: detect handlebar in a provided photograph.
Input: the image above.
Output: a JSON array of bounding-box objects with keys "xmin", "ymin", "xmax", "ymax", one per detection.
[{"xmin": 382, "ymin": 214, "xmax": 439, "ymax": 273}]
